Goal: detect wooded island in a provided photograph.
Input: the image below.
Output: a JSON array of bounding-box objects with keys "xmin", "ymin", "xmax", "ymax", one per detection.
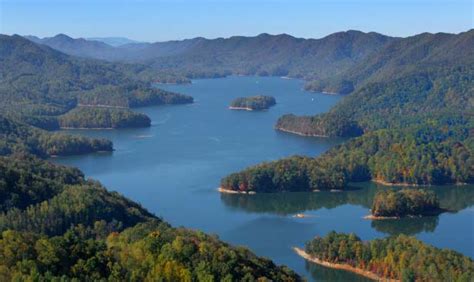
[{"xmin": 229, "ymin": 95, "xmax": 276, "ymax": 111}]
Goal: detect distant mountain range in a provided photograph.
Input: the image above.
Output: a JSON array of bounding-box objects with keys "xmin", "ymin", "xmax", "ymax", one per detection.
[
  {"xmin": 24, "ymin": 33, "xmax": 206, "ymax": 61},
  {"xmin": 23, "ymin": 30, "xmax": 474, "ymax": 94},
  {"xmin": 86, "ymin": 37, "xmax": 143, "ymax": 47}
]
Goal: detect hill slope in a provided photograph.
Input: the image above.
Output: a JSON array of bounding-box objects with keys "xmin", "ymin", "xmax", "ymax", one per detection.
[
  {"xmin": 0, "ymin": 155, "xmax": 300, "ymax": 281},
  {"xmin": 0, "ymin": 34, "xmax": 192, "ymax": 129}
]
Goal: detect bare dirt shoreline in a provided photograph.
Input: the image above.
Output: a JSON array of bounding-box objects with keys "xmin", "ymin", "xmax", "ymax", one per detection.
[
  {"xmin": 275, "ymin": 127, "xmax": 329, "ymax": 137},
  {"xmin": 372, "ymin": 178, "xmax": 468, "ymax": 187},
  {"xmin": 228, "ymin": 106, "xmax": 254, "ymax": 111},
  {"xmin": 293, "ymin": 247, "xmax": 400, "ymax": 282},
  {"xmin": 363, "ymin": 215, "xmax": 399, "ymax": 220},
  {"xmin": 217, "ymin": 187, "xmax": 256, "ymax": 194},
  {"xmin": 60, "ymin": 127, "xmax": 116, "ymax": 130}
]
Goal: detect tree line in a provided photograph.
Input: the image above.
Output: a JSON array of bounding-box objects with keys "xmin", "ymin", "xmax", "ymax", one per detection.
[{"xmin": 304, "ymin": 231, "xmax": 474, "ymax": 281}]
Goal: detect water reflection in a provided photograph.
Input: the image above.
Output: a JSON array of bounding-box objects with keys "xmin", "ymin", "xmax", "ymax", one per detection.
[
  {"xmin": 305, "ymin": 261, "xmax": 372, "ymax": 282},
  {"xmin": 221, "ymin": 183, "xmax": 474, "ymax": 237},
  {"xmin": 220, "ymin": 187, "xmax": 374, "ymax": 215},
  {"xmin": 371, "ymin": 216, "xmax": 439, "ymax": 235}
]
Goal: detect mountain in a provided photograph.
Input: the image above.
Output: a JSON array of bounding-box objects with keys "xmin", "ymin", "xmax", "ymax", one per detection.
[
  {"xmin": 0, "ymin": 155, "xmax": 300, "ymax": 281},
  {"xmin": 276, "ymin": 30, "xmax": 474, "ymax": 137},
  {"xmin": 25, "ymin": 33, "xmax": 118, "ymax": 60},
  {"xmin": 0, "ymin": 114, "xmax": 113, "ymax": 157},
  {"xmin": 0, "ymin": 34, "xmax": 191, "ymax": 129},
  {"xmin": 24, "ymin": 30, "xmax": 473, "ymax": 95},
  {"xmin": 24, "ymin": 31, "xmax": 395, "ymax": 84},
  {"xmin": 225, "ymin": 29, "xmax": 473, "ymax": 189},
  {"xmin": 148, "ymin": 31, "xmax": 395, "ymax": 83},
  {"xmin": 87, "ymin": 36, "xmax": 143, "ymax": 46},
  {"xmin": 305, "ymin": 29, "xmax": 474, "ymax": 93},
  {"xmin": 25, "ymin": 34, "xmax": 205, "ymax": 61}
]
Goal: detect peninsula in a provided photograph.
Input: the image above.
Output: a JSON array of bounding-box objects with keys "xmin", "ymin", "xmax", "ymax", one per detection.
[{"xmin": 299, "ymin": 231, "xmax": 474, "ymax": 281}]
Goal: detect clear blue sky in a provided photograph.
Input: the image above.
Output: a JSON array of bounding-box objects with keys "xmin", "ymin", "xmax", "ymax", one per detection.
[{"xmin": 1, "ymin": 0, "xmax": 472, "ymax": 42}]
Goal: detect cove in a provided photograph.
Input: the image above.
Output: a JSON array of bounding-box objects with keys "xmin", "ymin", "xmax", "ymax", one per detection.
[{"xmin": 54, "ymin": 76, "xmax": 474, "ymax": 281}]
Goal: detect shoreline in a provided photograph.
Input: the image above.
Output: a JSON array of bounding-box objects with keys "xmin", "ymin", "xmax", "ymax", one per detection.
[
  {"xmin": 275, "ymin": 127, "xmax": 329, "ymax": 138},
  {"xmin": 60, "ymin": 127, "xmax": 115, "ymax": 130},
  {"xmin": 217, "ymin": 187, "xmax": 256, "ymax": 194},
  {"xmin": 77, "ymin": 104, "xmax": 128, "ymax": 109},
  {"xmin": 293, "ymin": 247, "xmax": 400, "ymax": 282},
  {"xmin": 372, "ymin": 179, "xmax": 423, "ymax": 187},
  {"xmin": 321, "ymin": 91, "xmax": 339, "ymax": 95},
  {"xmin": 364, "ymin": 215, "xmax": 399, "ymax": 220},
  {"xmin": 372, "ymin": 179, "xmax": 468, "ymax": 187},
  {"xmin": 60, "ymin": 126, "xmax": 149, "ymax": 130},
  {"xmin": 364, "ymin": 208, "xmax": 447, "ymax": 220},
  {"xmin": 228, "ymin": 106, "xmax": 255, "ymax": 111}
]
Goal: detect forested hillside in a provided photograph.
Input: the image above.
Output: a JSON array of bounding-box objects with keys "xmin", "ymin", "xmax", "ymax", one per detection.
[
  {"xmin": 0, "ymin": 115, "xmax": 112, "ymax": 157},
  {"xmin": 0, "ymin": 155, "xmax": 300, "ymax": 281},
  {"xmin": 27, "ymin": 31, "xmax": 395, "ymax": 92},
  {"xmin": 0, "ymin": 34, "xmax": 192, "ymax": 130},
  {"xmin": 223, "ymin": 30, "xmax": 473, "ymax": 189},
  {"xmin": 302, "ymin": 232, "xmax": 474, "ymax": 281},
  {"xmin": 27, "ymin": 30, "xmax": 474, "ymax": 96},
  {"xmin": 222, "ymin": 116, "xmax": 473, "ymax": 191},
  {"xmin": 59, "ymin": 107, "xmax": 151, "ymax": 129},
  {"xmin": 277, "ymin": 64, "xmax": 473, "ymax": 137}
]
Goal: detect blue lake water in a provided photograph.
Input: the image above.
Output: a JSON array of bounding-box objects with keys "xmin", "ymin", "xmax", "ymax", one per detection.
[{"xmin": 55, "ymin": 76, "xmax": 474, "ymax": 281}]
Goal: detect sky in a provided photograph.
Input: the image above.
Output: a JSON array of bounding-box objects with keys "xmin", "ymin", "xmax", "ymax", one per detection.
[{"xmin": 0, "ymin": 0, "xmax": 472, "ymax": 42}]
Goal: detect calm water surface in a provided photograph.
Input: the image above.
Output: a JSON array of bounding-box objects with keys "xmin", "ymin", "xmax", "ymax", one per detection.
[{"xmin": 55, "ymin": 76, "xmax": 474, "ymax": 281}]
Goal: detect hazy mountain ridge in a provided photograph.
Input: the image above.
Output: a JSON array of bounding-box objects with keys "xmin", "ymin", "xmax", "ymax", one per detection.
[
  {"xmin": 24, "ymin": 33, "xmax": 205, "ymax": 61},
  {"xmin": 87, "ymin": 36, "xmax": 143, "ymax": 46}
]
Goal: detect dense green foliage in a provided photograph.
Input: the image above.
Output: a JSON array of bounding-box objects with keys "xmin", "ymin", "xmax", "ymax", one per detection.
[
  {"xmin": 28, "ymin": 31, "xmax": 395, "ymax": 93},
  {"xmin": 0, "ymin": 156, "xmax": 300, "ymax": 280},
  {"xmin": 230, "ymin": 95, "xmax": 276, "ymax": 110},
  {"xmin": 304, "ymin": 232, "xmax": 474, "ymax": 281},
  {"xmin": 0, "ymin": 115, "xmax": 112, "ymax": 157},
  {"xmin": 221, "ymin": 156, "xmax": 347, "ymax": 192},
  {"xmin": 275, "ymin": 113, "xmax": 363, "ymax": 137},
  {"xmin": 59, "ymin": 107, "xmax": 151, "ymax": 129},
  {"xmin": 0, "ymin": 34, "xmax": 192, "ymax": 131},
  {"xmin": 322, "ymin": 119, "xmax": 473, "ymax": 185},
  {"xmin": 223, "ymin": 118, "xmax": 473, "ymax": 191},
  {"xmin": 229, "ymin": 32, "xmax": 474, "ymax": 189},
  {"xmin": 27, "ymin": 30, "xmax": 473, "ymax": 97},
  {"xmin": 223, "ymin": 116, "xmax": 473, "ymax": 191},
  {"xmin": 0, "ymin": 221, "xmax": 298, "ymax": 281},
  {"xmin": 77, "ymin": 84, "xmax": 193, "ymax": 108},
  {"xmin": 0, "ymin": 181, "xmax": 155, "ymax": 236},
  {"xmin": 0, "ymin": 156, "xmax": 84, "ymax": 212},
  {"xmin": 277, "ymin": 65, "xmax": 474, "ymax": 137},
  {"xmin": 371, "ymin": 189, "xmax": 441, "ymax": 217}
]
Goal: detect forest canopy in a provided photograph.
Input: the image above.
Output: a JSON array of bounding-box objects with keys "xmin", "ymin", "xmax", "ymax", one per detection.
[
  {"xmin": 371, "ymin": 189, "xmax": 442, "ymax": 218},
  {"xmin": 0, "ymin": 155, "xmax": 300, "ymax": 281},
  {"xmin": 59, "ymin": 107, "xmax": 151, "ymax": 129},
  {"xmin": 230, "ymin": 95, "xmax": 276, "ymax": 110},
  {"xmin": 304, "ymin": 231, "xmax": 474, "ymax": 281},
  {"xmin": 221, "ymin": 117, "xmax": 473, "ymax": 192}
]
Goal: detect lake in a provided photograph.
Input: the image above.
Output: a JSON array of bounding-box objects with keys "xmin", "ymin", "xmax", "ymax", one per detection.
[{"xmin": 55, "ymin": 76, "xmax": 474, "ymax": 281}]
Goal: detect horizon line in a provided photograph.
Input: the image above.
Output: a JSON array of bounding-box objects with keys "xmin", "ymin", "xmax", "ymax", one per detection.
[{"xmin": 9, "ymin": 28, "xmax": 473, "ymax": 44}]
